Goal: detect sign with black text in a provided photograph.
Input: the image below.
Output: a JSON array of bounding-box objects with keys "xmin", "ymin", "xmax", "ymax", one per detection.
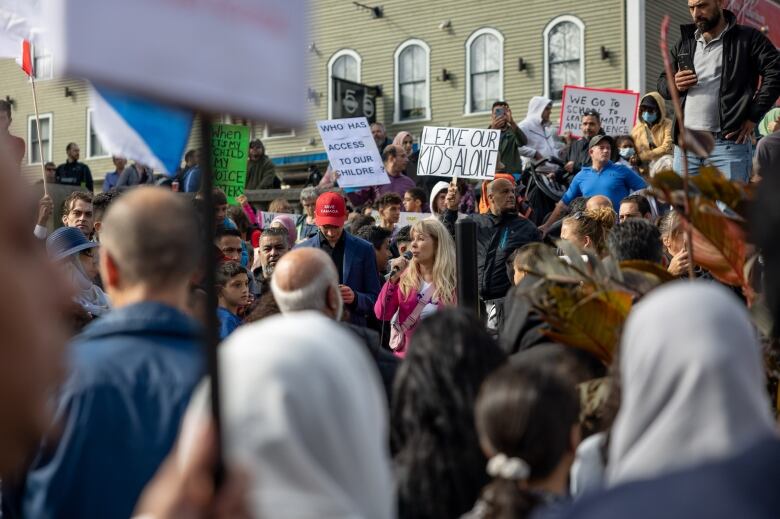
[
  {"xmin": 211, "ymin": 123, "xmax": 249, "ymax": 204},
  {"xmin": 331, "ymin": 78, "xmax": 380, "ymax": 123},
  {"xmin": 317, "ymin": 117, "xmax": 389, "ymax": 189},
  {"xmin": 417, "ymin": 126, "xmax": 500, "ymax": 180},
  {"xmin": 558, "ymin": 86, "xmax": 640, "ymax": 137}
]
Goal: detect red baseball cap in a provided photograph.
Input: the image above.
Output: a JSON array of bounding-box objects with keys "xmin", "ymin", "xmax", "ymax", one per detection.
[{"xmin": 315, "ymin": 192, "xmax": 347, "ymax": 226}]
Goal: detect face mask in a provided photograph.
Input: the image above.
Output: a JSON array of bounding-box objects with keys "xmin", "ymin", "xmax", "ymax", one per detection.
[
  {"xmin": 619, "ymin": 147, "xmax": 636, "ymax": 159},
  {"xmin": 642, "ymin": 111, "xmax": 658, "ymax": 124}
]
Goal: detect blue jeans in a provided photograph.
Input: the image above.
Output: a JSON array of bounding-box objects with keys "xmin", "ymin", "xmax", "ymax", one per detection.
[{"xmin": 673, "ymin": 138, "xmax": 752, "ymax": 182}]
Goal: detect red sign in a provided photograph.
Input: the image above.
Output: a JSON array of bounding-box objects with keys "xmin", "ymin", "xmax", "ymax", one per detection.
[{"xmin": 724, "ymin": 0, "xmax": 780, "ymax": 47}]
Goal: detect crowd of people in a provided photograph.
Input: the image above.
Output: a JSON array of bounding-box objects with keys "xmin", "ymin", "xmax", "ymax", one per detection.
[{"xmin": 2, "ymin": 1, "xmax": 780, "ymax": 518}]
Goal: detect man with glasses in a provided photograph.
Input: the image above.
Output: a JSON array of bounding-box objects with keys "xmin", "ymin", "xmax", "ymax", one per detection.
[{"xmin": 563, "ymin": 109, "xmax": 604, "ymax": 177}]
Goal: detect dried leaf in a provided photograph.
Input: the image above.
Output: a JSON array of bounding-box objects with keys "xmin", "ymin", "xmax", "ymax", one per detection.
[
  {"xmin": 539, "ymin": 289, "xmax": 633, "ymax": 364},
  {"xmin": 689, "ymin": 166, "xmax": 748, "ymax": 213},
  {"xmin": 681, "ymin": 129, "xmax": 716, "ymax": 158},
  {"xmin": 619, "ymin": 260, "xmax": 676, "ymax": 283}
]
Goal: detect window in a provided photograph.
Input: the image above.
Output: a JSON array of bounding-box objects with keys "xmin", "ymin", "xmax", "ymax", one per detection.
[
  {"xmin": 263, "ymin": 124, "xmax": 295, "ymax": 139},
  {"xmin": 86, "ymin": 109, "xmax": 109, "ymax": 158},
  {"xmin": 327, "ymin": 49, "xmax": 362, "ymax": 118},
  {"xmin": 27, "ymin": 114, "xmax": 52, "ymax": 165},
  {"xmin": 32, "ymin": 44, "xmax": 53, "ymax": 80},
  {"xmin": 394, "ymin": 39, "xmax": 430, "ymax": 122},
  {"xmin": 544, "ymin": 16, "xmax": 585, "ymax": 102},
  {"xmin": 465, "ymin": 28, "xmax": 504, "ymax": 114}
]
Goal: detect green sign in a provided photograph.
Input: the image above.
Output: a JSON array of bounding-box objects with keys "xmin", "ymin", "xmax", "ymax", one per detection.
[{"xmin": 211, "ymin": 123, "xmax": 249, "ymax": 204}]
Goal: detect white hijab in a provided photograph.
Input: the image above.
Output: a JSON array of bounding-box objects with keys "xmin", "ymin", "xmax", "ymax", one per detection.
[
  {"xmin": 607, "ymin": 282, "xmax": 775, "ymax": 486},
  {"xmin": 182, "ymin": 312, "xmax": 394, "ymax": 519},
  {"xmin": 519, "ymin": 95, "xmax": 557, "ymax": 159}
]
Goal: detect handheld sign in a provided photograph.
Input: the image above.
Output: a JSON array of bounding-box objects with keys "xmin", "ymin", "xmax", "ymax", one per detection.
[
  {"xmin": 317, "ymin": 117, "xmax": 389, "ymax": 189},
  {"xmin": 211, "ymin": 124, "xmax": 249, "ymax": 204},
  {"xmin": 417, "ymin": 126, "xmax": 500, "ymax": 180},
  {"xmin": 558, "ymin": 86, "xmax": 640, "ymax": 138}
]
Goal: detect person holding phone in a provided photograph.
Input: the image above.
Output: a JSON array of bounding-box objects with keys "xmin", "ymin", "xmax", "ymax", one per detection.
[
  {"xmin": 489, "ymin": 101, "xmax": 528, "ymax": 177},
  {"xmin": 658, "ymin": 1, "xmax": 780, "ymax": 181}
]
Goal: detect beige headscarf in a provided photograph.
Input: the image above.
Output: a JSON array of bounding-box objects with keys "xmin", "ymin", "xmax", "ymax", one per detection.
[
  {"xmin": 607, "ymin": 282, "xmax": 775, "ymax": 486},
  {"xmin": 182, "ymin": 312, "xmax": 394, "ymax": 518}
]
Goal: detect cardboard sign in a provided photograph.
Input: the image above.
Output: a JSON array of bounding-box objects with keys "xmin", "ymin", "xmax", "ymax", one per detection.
[
  {"xmin": 211, "ymin": 124, "xmax": 249, "ymax": 204},
  {"xmin": 417, "ymin": 126, "xmax": 500, "ymax": 180},
  {"xmin": 558, "ymin": 86, "xmax": 640, "ymax": 138},
  {"xmin": 316, "ymin": 117, "xmax": 389, "ymax": 189},
  {"xmin": 48, "ymin": 0, "xmax": 308, "ymax": 125}
]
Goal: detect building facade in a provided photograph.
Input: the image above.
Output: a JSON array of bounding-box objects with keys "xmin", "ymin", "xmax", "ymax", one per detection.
[{"xmin": 7, "ymin": 0, "xmax": 767, "ymax": 187}]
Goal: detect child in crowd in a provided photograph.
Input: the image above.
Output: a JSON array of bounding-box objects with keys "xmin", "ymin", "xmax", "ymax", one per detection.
[
  {"xmin": 216, "ymin": 261, "xmax": 251, "ymax": 340},
  {"xmin": 615, "ymin": 135, "xmax": 640, "ymax": 172}
]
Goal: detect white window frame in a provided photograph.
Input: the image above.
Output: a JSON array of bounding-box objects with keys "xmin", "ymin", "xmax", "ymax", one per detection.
[
  {"xmin": 393, "ymin": 39, "xmax": 431, "ymax": 123},
  {"xmin": 464, "ymin": 28, "xmax": 504, "ymax": 116},
  {"xmin": 27, "ymin": 113, "xmax": 52, "ymax": 165},
  {"xmin": 262, "ymin": 124, "xmax": 296, "ymax": 140},
  {"xmin": 327, "ymin": 49, "xmax": 362, "ymax": 119},
  {"xmin": 86, "ymin": 109, "xmax": 110, "ymax": 159},
  {"xmin": 543, "ymin": 15, "xmax": 586, "ymax": 104}
]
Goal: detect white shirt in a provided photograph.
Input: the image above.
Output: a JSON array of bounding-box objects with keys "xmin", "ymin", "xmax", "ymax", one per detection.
[{"xmin": 419, "ymin": 281, "xmax": 438, "ymax": 320}]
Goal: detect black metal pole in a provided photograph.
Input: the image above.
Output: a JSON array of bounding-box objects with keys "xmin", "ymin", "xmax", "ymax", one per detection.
[
  {"xmin": 456, "ymin": 219, "xmax": 479, "ymax": 316},
  {"xmin": 199, "ymin": 115, "xmax": 225, "ymax": 487}
]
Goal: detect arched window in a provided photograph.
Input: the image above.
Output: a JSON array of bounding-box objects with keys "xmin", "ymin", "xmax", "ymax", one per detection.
[
  {"xmin": 394, "ymin": 39, "xmax": 430, "ymax": 122},
  {"xmin": 465, "ymin": 28, "xmax": 503, "ymax": 114},
  {"xmin": 328, "ymin": 49, "xmax": 362, "ymax": 118},
  {"xmin": 543, "ymin": 16, "xmax": 585, "ymax": 101}
]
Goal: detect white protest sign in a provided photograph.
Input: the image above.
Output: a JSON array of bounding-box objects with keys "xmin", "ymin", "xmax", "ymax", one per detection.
[
  {"xmin": 47, "ymin": 0, "xmax": 307, "ymax": 125},
  {"xmin": 558, "ymin": 86, "xmax": 640, "ymax": 138},
  {"xmin": 316, "ymin": 117, "xmax": 389, "ymax": 189},
  {"xmin": 257, "ymin": 212, "xmax": 300, "ymax": 229},
  {"xmin": 397, "ymin": 212, "xmax": 428, "ymax": 228},
  {"xmin": 417, "ymin": 126, "xmax": 500, "ymax": 180}
]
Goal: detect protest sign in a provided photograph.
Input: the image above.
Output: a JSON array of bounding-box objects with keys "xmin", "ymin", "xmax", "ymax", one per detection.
[
  {"xmin": 558, "ymin": 86, "xmax": 640, "ymax": 138},
  {"xmin": 48, "ymin": 0, "xmax": 307, "ymax": 125},
  {"xmin": 398, "ymin": 212, "xmax": 428, "ymax": 228},
  {"xmin": 417, "ymin": 126, "xmax": 500, "ymax": 180},
  {"xmin": 317, "ymin": 117, "xmax": 388, "ymax": 189},
  {"xmin": 211, "ymin": 123, "xmax": 249, "ymax": 204}
]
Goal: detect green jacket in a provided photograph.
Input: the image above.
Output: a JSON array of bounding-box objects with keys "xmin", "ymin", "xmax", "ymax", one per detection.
[
  {"xmin": 245, "ymin": 156, "xmax": 279, "ymax": 190},
  {"xmin": 497, "ymin": 125, "xmax": 527, "ymax": 174}
]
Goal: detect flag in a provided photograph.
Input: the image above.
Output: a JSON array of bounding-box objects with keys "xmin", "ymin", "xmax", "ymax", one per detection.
[
  {"xmin": 89, "ymin": 85, "xmax": 194, "ymax": 175},
  {"xmin": 20, "ymin": 38, "xmax": 32, "ymax": 75}
]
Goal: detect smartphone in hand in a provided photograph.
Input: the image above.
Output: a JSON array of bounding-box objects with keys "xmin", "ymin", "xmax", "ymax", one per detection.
[{"xmin": 678, "ymin": 51, "xmax": 696, "ymax": 74}]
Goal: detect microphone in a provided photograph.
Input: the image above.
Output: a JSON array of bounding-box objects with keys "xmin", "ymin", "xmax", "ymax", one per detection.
[{"xmin": 385, "ymin": 251, "xmax": 413, "ymax": 281}]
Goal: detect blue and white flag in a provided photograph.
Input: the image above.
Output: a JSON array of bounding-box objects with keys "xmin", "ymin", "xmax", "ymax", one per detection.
[{"xmin": 90, "ymin": 85, "xmax": 194, "ymax": 175}]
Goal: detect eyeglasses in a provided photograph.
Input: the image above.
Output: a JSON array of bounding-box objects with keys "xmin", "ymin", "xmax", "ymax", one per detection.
[{"xmin": 582, "ymin": 109, "xmax": 601, "ymax": 118}]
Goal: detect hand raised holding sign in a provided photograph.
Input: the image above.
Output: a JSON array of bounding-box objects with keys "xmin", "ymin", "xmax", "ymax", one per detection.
[{"xmin": 445, "ymin": 183, "xmax": 461, "ymax": 211}]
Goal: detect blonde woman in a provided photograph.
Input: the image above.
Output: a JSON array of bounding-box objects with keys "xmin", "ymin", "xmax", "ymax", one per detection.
[{"xmin": 375, "ymin": 218, "xmax": 456, "ymax": 357}]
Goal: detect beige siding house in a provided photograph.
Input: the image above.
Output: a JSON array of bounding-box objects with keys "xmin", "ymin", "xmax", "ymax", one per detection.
[{"xmin": 1, "ymin": 0, "xmax": 691, "ymax": 187}]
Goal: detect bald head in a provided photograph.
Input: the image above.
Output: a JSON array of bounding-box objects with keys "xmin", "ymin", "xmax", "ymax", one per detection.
[
  {"xmin": 101, "ymin": 187, "xmax": 202, "ymax": 288},
  {"xmin": 271, "ymin": 248, "xmax": 341, "ymax": 318},
  {"xmin": 586, "ymin": 195, "xmax": 613, "ymax": 212},
  {"xmin": 487, "ymin": 178, "xmax": 516, "ymax": 215}
]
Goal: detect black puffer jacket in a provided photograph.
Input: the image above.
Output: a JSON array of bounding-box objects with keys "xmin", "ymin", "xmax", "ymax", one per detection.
[
  {"xmin": 658, "ymin": 9, "xmax": 780, "ymax": 141},
  {"xmin": 441, "ymin": 209, "xmax": 541, "ymax": 301}
]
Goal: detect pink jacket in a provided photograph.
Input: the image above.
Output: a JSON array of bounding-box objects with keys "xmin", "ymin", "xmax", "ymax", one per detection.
[{"xmin": 374, "ymin": 280, "xmax": 449, "ymax": 357}]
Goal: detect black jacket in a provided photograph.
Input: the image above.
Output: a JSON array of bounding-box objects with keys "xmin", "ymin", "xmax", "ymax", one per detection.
[
  {"xmin": 55, "ymin": 161, "xmax": 94, "ymax": 192},
  {"xmin": 442, "ymin": 209, "xmax": 541, "ymax": 301},
  {"xmin": 658, "ymin": 9, "xmax": 780, "ymax": 142}
]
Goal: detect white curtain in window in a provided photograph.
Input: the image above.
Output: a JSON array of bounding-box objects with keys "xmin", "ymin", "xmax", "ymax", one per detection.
[
  {"xmin": 399, "ymin": 45, "xmax": 426, "ymax": 120},
  {"xmin": 548, "ymin": 22, "xmax": 581, "ymax": 100},
  {"xmin": 332, "ymin": 55, "xmax": 358, "ymax": 82},
  {"xmin": 470, "ymin": 33, "xmax": 501, "ymax": 112}
]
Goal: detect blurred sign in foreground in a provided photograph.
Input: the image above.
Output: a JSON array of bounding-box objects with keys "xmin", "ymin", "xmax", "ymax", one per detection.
[{"xmin": 47, "ymin": 0, "xmax": 308, "ymax": 126}]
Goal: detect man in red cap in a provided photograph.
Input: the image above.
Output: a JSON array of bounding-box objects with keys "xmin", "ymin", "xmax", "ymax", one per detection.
[{"xmin": 295, "ymin": 191, "xmax": 380, "ymax": 326}]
